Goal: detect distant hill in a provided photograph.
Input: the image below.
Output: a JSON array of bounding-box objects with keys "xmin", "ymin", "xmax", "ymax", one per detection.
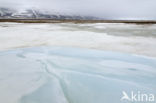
[{"xmin": 0, "ymin": 7, "xmax": 98, "ymax": 20}]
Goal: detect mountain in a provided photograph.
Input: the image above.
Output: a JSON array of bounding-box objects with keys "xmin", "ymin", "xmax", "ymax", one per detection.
[{"xmin": 0, "ymin": 7, "xmax": 98, "ymax": 20}]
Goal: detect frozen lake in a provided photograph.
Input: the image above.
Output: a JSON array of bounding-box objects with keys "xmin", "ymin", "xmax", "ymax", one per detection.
[{"xmin": 0, "ymin": 23, "xmax": 156, "ymax": 103}]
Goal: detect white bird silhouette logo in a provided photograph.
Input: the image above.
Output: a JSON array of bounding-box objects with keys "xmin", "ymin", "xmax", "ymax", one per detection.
[{"xmin": 121, "ymin": 91, "xmax": 131, "ymax": 101}]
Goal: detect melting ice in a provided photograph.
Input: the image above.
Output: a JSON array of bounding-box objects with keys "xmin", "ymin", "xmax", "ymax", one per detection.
[{"xmin": 0, "ymin": 47, "xmax": 156, "ymax": 103}]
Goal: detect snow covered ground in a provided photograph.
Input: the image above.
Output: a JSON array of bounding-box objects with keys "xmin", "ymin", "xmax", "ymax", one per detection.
[
  {"xmin": 0, "ymin": 22, "xmax": 156, "ymax": 57},
  {"xmin": 0, "ymin": 22, "xmax": 156, "ymax": 103}
]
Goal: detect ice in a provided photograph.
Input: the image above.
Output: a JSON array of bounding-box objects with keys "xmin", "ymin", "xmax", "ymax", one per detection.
[
  {"xmin": 0, "ymin": 47, "xmax": 156, "ymax": 103},
  {"xmin": 0, "ymin": 22, "xmax": 156, "ymax": 103}
]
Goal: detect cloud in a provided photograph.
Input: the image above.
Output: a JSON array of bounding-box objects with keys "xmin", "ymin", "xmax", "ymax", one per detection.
[{"xmin": 0, "ymin": 0, "xmax": 155, "ymax": 20}]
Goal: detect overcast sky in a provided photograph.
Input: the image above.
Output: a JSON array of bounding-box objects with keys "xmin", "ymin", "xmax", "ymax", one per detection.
[{"xmin": 0, "ymin": 0, "xmax": 156, "ymax": 20}]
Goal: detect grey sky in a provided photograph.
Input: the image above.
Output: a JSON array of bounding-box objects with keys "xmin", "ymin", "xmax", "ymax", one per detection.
[{"xmin": 0, "ymin": 0, "xmax": 155, "ymax": 20}]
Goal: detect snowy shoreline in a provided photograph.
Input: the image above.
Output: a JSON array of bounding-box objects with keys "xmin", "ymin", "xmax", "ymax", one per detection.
[{"xmin": 0, "ymin": 22, "xmax": 156, "ymax": 57}]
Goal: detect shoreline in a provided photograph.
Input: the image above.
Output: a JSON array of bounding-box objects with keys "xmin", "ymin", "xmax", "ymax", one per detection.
[{"xmin": 0, "ymin": 19, "xmax": 156, "ymax": 24}]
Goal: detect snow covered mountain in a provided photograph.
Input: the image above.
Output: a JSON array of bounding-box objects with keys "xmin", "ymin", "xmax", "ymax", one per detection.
[{"xmin": 0, "ymin": 7, "xmax": 98, "ymax": 20}]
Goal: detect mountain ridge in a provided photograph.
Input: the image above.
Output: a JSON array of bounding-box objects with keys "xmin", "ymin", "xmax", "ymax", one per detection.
[{"xmin": 0, "ymin": 7, "xmax": 98, "ymax": 20}]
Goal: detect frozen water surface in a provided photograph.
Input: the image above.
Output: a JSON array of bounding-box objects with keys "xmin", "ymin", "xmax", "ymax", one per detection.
[
  {"xmin": 0, "ymin": 23, "xmax": 156, "ymax": 103},
  {"xmin": 0, "ymin": 47, "xmax": 156, "ymax": 103}
]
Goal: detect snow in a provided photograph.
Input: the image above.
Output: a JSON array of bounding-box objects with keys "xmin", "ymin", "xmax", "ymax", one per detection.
[{"xmin": 0, "ymin": 23, "xmax": 156, "ymax": 57}]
